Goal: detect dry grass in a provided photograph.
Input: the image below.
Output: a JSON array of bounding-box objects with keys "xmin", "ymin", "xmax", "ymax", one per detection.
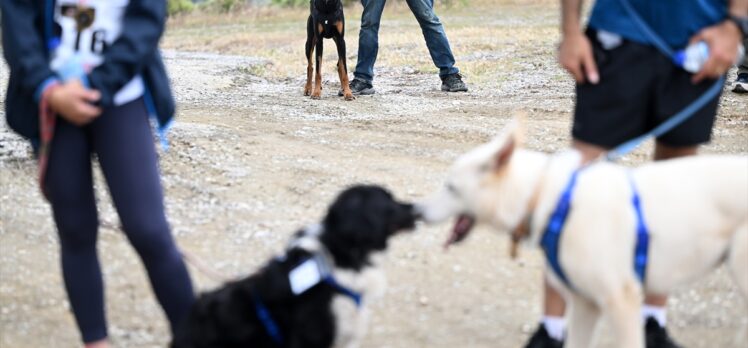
[{"xmin": 162, "ymin": 0, "xmax": 565, "ymax": 85}]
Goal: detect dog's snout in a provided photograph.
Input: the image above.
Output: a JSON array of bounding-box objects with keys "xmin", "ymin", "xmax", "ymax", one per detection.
[
  {"xmin": 411, "ymin": 204, "xmax": 424, "ymax": 221},
  {"xmin": 394, "ymin": 203, "xmax": 418, "ymax": 230}
]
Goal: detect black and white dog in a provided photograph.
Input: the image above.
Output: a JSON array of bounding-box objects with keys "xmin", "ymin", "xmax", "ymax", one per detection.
[{"xmin": 172, "ymin": 185, "xmax": 418, "ymax": 348}]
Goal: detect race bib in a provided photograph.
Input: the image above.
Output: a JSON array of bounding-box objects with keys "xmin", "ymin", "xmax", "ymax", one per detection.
[{"xmin": 51, "ymin": 0, "xmax": 143, "ymax": 106}]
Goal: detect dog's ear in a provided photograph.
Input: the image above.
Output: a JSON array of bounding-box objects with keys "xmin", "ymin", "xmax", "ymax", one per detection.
[
  {"xmin": 491, "ymin": 118, "xmax": 523, "ymax": 170},
  {"xmin": 494, "ymin": 136, "xmax": 515, "ymax": 169}
]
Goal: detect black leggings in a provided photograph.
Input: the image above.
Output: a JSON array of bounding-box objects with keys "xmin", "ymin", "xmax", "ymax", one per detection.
[{"xmin": 44, "ymin": 98, "xmax": 194, "ymax": 343}]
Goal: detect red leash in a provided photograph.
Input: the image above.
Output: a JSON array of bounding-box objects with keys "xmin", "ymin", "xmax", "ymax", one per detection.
[{"xmin": 38, "ymin": 83, "xmax": 59, "ymax": 201}]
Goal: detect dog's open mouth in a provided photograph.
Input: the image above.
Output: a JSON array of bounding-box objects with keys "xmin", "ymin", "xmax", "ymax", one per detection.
[{"xmin": 444, "ymin": 214, "xmax": 476, "ymax": 249}]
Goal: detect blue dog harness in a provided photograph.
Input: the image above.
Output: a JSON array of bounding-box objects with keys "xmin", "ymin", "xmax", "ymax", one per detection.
[
  {"xmin": 540, "ymin": 168, "xmax": 650, "ymax": 288},
  {"xmin": 253, "ymin": 251, "xmax": 363, "ymax": 346}
]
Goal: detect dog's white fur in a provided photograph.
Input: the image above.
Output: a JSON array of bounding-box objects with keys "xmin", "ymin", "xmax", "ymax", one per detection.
[
  {"xmin": 417, "ymin": 121, "xmax": 748, "ymax": 347},
  {"xmin": 292, "ymin": 225, "xmax": 387, "ymax": 348}
]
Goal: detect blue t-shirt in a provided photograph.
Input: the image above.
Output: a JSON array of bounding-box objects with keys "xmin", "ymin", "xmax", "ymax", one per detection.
[{"xmin": 588, "ymin": 0, "xmax": 727, "ymax": 49}]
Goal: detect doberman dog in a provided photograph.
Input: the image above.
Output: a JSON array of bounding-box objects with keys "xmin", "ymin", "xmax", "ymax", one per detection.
[{"xmin": 304, "ymin": 0, "xmax": 354, "ymax": 101}]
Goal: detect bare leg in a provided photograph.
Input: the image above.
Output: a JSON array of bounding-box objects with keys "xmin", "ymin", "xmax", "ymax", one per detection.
[
  {"xmin": 84, "ymin": 339, "xmax": 109, "ymax": 348},
  {"xmin": 544, "ymin": 280, "xmax": 566, "ymax": 316},
  {"xmin": 572, "ymin": 139, "xmax": 607, "ymax": 163}
]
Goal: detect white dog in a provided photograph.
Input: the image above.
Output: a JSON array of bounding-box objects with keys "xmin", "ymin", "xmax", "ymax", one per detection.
[{"xmin": 416, "ymin": 121, "xmax": 748, "ymax": 348}]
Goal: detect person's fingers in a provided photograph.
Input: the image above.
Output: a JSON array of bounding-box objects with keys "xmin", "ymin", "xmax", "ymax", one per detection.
[
  {"xmin": 75, "ymin": 101, "xmax": 102, "ymax": 119},
  {"xmin": 567, "ymin": 61, "xmax": 584, "ymax": 83},
  {"xmin": 582, "ymin": 50, "xmax": 599, "ymax": 84},
  {"xmin": 692, "ymin": 58, "xmax": 717, "ymax": 83},
  {"xmin": 560, "ymin": 51, "xmax": 584, "ymax": 83},
  {"xmin": 81, "ymin": 89, "xmax": 101, "ymax": 103},
  {"xmin": 688, "ymin": 30, "xmax": 706, "ymax": 45}
]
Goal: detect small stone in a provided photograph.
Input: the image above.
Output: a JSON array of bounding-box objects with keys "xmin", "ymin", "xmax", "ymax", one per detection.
[
  {"xmin": 419, "ymin": 296, "xmax": 429, "ymax": 306},
  {"xmin": 521, "ymin": 323, "xmax": 534, "ymax": 334}
]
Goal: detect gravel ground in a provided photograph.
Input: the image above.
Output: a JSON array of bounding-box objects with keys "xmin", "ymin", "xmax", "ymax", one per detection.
[{"xmin": 1, "ymin": 18, "xmax": 748, "ymax": 348}]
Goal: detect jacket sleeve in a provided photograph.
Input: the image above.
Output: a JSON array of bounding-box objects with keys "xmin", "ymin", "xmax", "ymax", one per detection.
[
  {"xmin": 87, "ymin": 0, "xmax": 167, "ymax": 107},
  {"xmin": 1, "ymin": 0, "xmax": 57, "ymax": 99}
]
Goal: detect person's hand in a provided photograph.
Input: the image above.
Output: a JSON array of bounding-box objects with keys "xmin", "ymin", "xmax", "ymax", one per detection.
[
  {"xmin": 559, "ymin": 32, "xmax": 599, "ymax": 84},
  {"xmin": 48, "ymin": 80, "xmax": 102, "ymax": 126},
  {"xmin": 689, "ymin": 20, "xmax": 743, "ymax": 83}
]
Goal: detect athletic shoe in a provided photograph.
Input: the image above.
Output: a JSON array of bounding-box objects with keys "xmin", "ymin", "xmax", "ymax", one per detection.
[
  {"xmin": 523, "ymin": 324, "xmax": 564, "ymax": 348},
  {"xmin": 441, "ymin": 73, "xmax": 468, "ymax": 92},
  {"xmin": 339, "ymin": 78, "xmax": 375, "ymax": 96},
  {"xmin": 733, "ymin": 72, "xmax": 748, "ymax": 94},
  {"xmin": 645, "ymin": 318, "xmax": 682, "ymax": 348}
]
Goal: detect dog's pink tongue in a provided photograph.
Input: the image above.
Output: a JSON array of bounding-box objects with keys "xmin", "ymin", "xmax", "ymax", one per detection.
[{"xmin": 444, "ymin": 215, "xmax": 475, "ymax": 249}]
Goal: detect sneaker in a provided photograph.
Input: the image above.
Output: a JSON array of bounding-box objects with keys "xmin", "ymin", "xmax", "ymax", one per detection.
[
  {"xmin": 339, "ymin": 78, "xmax": 375, "ymax": 96},
  {"xmin": 733, "ymin": 72, "xmax": 748, "ymax": 94},
  {"xmin": 441, "ymin": 73, "xmax": 468, "ymax": 92},
  {"xmin": 645, "ymin": 318, "xmax": 682, "ymax": 348},
  {"xmin": 524, "ymin": 324, "xmax": 564, "ymax": 348}
]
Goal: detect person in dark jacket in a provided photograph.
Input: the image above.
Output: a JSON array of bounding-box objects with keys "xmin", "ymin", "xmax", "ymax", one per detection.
[{"xmin": 1, "ymin": 1, "xmax": 195, "ymax": 347}]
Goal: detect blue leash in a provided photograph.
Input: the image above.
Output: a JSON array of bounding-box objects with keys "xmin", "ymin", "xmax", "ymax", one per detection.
[
  {"xmin": 605, "ymin": 78, "xmax": 724, "ymax": 161},
  {"xmin": 605, "ymin": 0, "xmax": 726, "ymax": 161},
  {"xmin": 252, "ymin": 290, "xmax": 285, "ymax": 346}
]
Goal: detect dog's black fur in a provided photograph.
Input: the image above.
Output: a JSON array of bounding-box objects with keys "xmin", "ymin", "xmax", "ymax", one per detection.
[
  {"xmin": 304, "ymin": 0, "xmax": 354, "ymax": 100},
  {"xmin": 171, "ymin": 185, "xmax": 417, "ymax": 348}
]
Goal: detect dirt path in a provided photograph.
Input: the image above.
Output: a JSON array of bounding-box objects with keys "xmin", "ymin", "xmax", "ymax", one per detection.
[{"xmin": 2, "ymin": 14, "xmax": 748, "ymax": 348}]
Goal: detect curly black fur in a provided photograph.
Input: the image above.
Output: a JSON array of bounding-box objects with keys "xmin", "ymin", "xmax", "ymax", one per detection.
[{"xmin": 171, "ymin": 185, "xmax": 416, "ymax": 348}]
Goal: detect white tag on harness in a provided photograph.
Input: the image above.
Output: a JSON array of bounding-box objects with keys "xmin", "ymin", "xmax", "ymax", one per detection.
[{"xmin": 289, "ymin": 258, "xmax": 322, "ymax": 295}]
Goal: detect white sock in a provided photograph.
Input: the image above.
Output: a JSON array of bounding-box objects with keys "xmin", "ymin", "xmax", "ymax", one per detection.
[
  {"xmin": 542, "ymin": 316, "xmax": 566, "ymax": 341},
  {"xmin": 641, "ymin": 304, "xmax": 667, "ymax": 327}
]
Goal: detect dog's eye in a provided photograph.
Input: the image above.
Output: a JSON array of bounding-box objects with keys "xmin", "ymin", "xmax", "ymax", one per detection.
[{"xmin": 446, "ymin": 183, "xmax": 459, "ymax": 197}]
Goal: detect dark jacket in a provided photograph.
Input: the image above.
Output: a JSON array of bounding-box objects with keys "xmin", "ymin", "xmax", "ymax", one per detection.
[{"xmin": 1, "ymin": 0, "xmax": 175, "ymax": 140}]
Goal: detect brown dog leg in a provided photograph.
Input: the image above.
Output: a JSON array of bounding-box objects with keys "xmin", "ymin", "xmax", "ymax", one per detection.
[
  {"xmin": 311, "ymin": 24, "xmax": 324, "ymax": 99},
  {"xmin": 338, "ymin": 59, "xmax": 354, "ymax": 101},
  {"xmin": 304, "ymin": 39, "xmax": 315, "ymax": 96},
  {"xmin": 334, "ymin": 21, "xmax": 354, "ymax": 101}
]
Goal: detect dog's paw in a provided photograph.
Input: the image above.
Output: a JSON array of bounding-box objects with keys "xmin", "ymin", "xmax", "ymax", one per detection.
[
  {"xmin": 311, "ymin": 91, "xmax": 322, "ymax": 99},
  {"xmin": 303, "ymin": 86, "xmax": 313, "ymax": 96},
  {"xmin": 344, "ymin": 92, "xmax": 355, "ymax": 101}
]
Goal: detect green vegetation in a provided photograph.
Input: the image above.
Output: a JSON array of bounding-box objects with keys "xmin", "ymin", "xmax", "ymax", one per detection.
[{"xmin": 168, "ymin": 0, "xmax": 195, "ymax": 15}]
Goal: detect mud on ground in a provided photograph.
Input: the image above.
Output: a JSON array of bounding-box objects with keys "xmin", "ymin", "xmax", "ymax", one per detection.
[{"xmin": 1, "ymin": 1, "xmax": 747, "ymax": 347}]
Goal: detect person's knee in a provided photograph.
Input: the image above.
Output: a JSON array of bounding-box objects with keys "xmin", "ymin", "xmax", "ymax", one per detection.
[
  {"xmin": 58, "ymin": 223, "xmax": 98, "ymax": 252},
  {"xmin": 360, "ymin": 14, "xmax": 381, "ymax": 30},
  {"xmin": 124, "ymin": 218, "xmax": 175, "ymax": 261},
  {"xmin": 413, "ymin": 7, "xmax": 441, "ymax": 26},
  {"xmin": 51, "ymin": 200, "xmax": 98, "ymax": 250}
]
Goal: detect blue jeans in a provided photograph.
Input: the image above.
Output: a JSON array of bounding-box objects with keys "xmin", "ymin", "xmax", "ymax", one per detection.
[
  {"xmin": 740, "ymin": 38, "xmax": 748, "ymax": 74},
  {"xmin": 354, "ymin": 0, "xmax": 459, "ymax": 83}
]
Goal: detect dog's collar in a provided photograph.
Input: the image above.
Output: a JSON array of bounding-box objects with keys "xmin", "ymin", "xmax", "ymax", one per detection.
[{"xmin": 509, "ymin": 158, "xmax": 551, "ymax": 259}]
